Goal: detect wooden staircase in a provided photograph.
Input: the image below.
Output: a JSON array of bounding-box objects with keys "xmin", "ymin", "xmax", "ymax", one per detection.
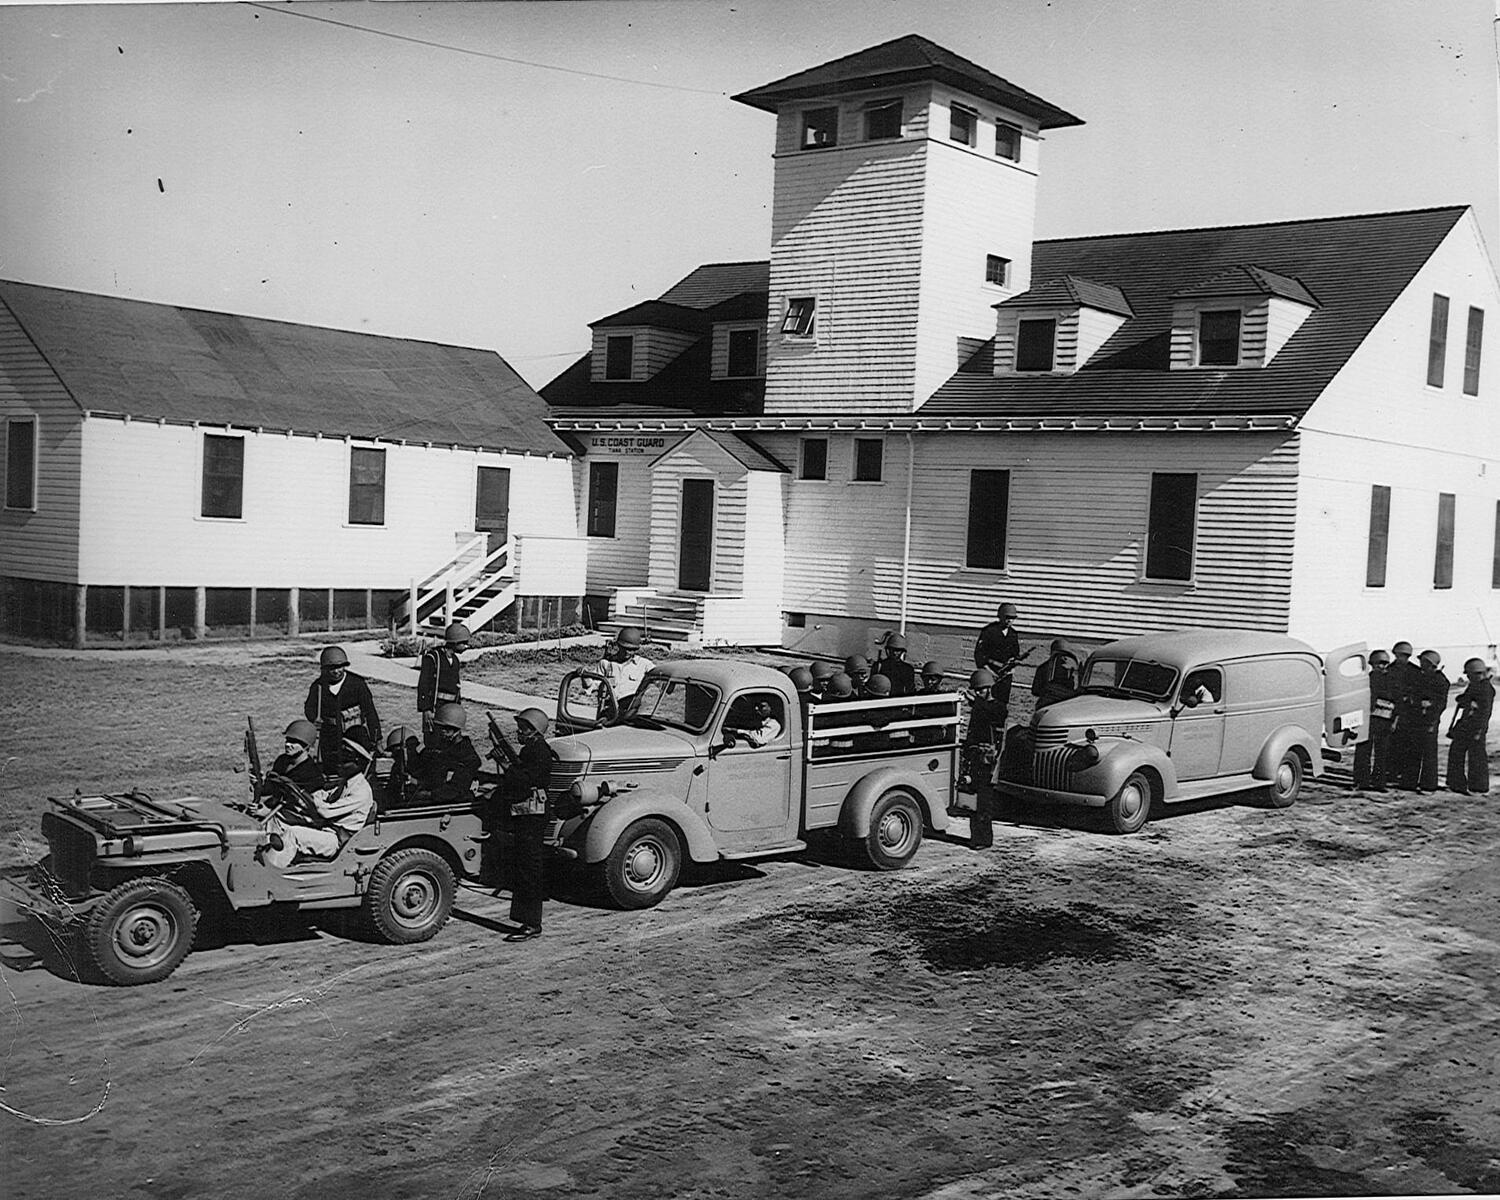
[
  {"xmin": 392, "ymin": 533, "xmax": 519, "ymax": 636},
  {"xmin": 599, "ymin": 591, "xmax": 705, "ymax": 646}
]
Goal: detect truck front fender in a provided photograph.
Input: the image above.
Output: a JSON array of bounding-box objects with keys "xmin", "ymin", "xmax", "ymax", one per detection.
[
  {"xmin": 1255, "ymin": 726, "xmax": 1323, "ymax": 780},
  {"xmin": 579, "ymin": 792, "xmax": 720, "ymax": 865},
  {"xmin": 1073, "ymin": 741, "xmax": 1179, "ymax": 801},
  {"xmin": 839, "ymin": 766, "xmax": 948, "ymax": 838}
]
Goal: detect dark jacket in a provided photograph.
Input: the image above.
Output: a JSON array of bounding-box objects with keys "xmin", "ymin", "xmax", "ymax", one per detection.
[
  {"xmin": 1031, "ymin": 651, "xmax": 1080, "ymax": 707},
  {"xmin": 872, "ymin": 655, "xmax": 917, "ymax": 697},
  {"xmin": 304, "ymin": 673, "xmax": 381, "ymax": 761},
  {"xmin": 1368, "ymin": 666, "xmax": 1397, "ymax": 724},
  {"xmin": 1409, "ymin": 666, "xmax": 1451, "ymax": 729},
  {"xmin": 1450, "ymin": 678, "xmax": 1495, "ymax": 740},
  {"xmin": 409, "ymin": 734, "xmax": 483, "ymax": 802},
  {"xmin": 269, "ymin": 752, "xmax": 322, "ymax": 791},
  {"xmin": 417, "ymin": 646, "xmax": 463, "ymax": 713},
  {"xmin": 974, "ymin": 623, "xmax": 1020, "ymax": 672}
]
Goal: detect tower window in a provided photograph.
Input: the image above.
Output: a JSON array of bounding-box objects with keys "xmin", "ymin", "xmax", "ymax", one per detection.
[
  {"xmin": 1198, "ymin": 309, "xmax": 1242, "ymax": 367},
  {"xmin": 864, "ymin": 99, "xmax": 902, "ymax": 140},
  {"xmin": 801, "ymin": 107, "xmax": 839, "ymax": 149},
  {"xmin": 949, "ymin": 104, "xmax": 977, "ymax": 147},
  {"xmin": 985, "ymin": 255, "xmax": 1010, "ymax": 287},
  {"xmin": 799, "ymin": 438, "xmax": 827, "ymax": 481},
  {"xmin": 782, "ymin": 298, "xmax": 816, "ymax": 337},
  {"xmin": 1015, "ymin": 318, "xmax": 1056, "ymax": 372},
  {"xmin": 1428, "ymin": 293, "xmax": 1449, "ymax": 387},
  {"xmin": 995, "ymin": 120, "xmax": 1022, "ymax": 161}
]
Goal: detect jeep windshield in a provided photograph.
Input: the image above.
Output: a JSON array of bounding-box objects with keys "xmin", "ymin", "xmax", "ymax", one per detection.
[
  {"xmin": 623, "ymin": 677, "xmax": 721, "ymax": 734},
  {"xmin": 1080, "ymin": 657, "xmax": 1178, "ymax": 701}
]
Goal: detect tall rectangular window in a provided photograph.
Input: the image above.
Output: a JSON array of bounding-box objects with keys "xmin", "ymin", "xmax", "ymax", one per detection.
[
  {"xmin": 201, "ymin": 433, "xmax": 244, "ymax": 519},
  {"xmin": 1492, "ymin": 501, "xmax": 1500, "ymax": 589},
  {"xmin": 1464, "ymin": 306, "xmax": 1483, "ymax": 396},
  {"xmin": 994, "ymin": 120, "xmax": 1022, "ymax": 161},
  {"xmin": 1198, "ymin": 309, "xmax": 1242, "ymax": 366},
  {"xmin": 949, "ymin": 104, "xmax": 977, "ymax": 146},
  {"xmin": 1015, "ymin": 318, "xmax": 1056, "ymax": 371},
  {"xmin": 853, "ymin": 437, "xmax": 883, "ymax": 483},
  {"xmin": 966, "ymin": 469, "xmax": 1010, "ymax": 569},
  {"xmin": 798, "ymin": 437, "xmax": 827, "ymax": 481},
  {"xmin": 1366, "ymin": 484, "xmax": 1391, "ymax": 588},
  {"xmin": 726, "ymin": 328, "xmax": 759, "ymax": 377},
  {"xmin": 864, "ymin": 99, "xmax": 901, "ymax": 140},
  {"xmin": 587, "ymin": 461, "xmax": 618, "ymax": 538},
  {"xmin": 802, "ymin": 107, "xmax": 838, "ymax": 149},
  {"xmin": 604, "ymin": 335, "xmax": 633, "ymax": 381},
  {"xmin": 5, "ymin": 417, "xmax": 37, "ymax": 510},
  {"xmin": 1428, "ymin": 293, "xmax": 1450, "ymax": 387},
  {"xmin": 348, "ymin": 446, "xmax": 386, "ymax": 526},
  {"xmin": 1145, "ymin": 472, "xmax": 1197, "ymax": 582},
  {"xmin": 1434, "ymin": 492, "xmax": 1455, "ymax": 589}
]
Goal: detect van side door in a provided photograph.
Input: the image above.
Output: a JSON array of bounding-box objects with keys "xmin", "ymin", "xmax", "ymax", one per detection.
[{"xmin": 1169, "ymin": 665, "xmax": 1226, "ymax": 779}]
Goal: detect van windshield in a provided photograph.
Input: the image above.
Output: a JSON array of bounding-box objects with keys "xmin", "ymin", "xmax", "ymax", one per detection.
[
  {"xmin": 626, "ymin": 677, "xmax": 721, "ymax": 734},
  {"xmin": 1080, "ymin": 657, "xmax": 1178, "ymax": 701}
]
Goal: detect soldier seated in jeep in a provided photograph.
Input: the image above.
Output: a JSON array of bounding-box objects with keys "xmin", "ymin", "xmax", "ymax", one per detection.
[
  {"xmin": 257, "ymin": 728, "xmax": 377, "ymax": 868},
  {"xmin": 403, "ymin": 702, "xmax": 483, "ymax": 804}
]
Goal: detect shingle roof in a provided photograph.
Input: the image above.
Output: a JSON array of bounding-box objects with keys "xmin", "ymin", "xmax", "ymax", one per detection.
[
  {"xmin": 0, "ymin": 281, "xmax": 568, "ymax": 455},
  {"xmin": 1172, "ymin": 263, "xmax": 1319, "ymax": 307},
  {"xmin": 997, "ymin": 274, "xmax": 1134, "ymax": 317},
  {"xmin": 658, "ymin": 262, "xmax": 770, "ymax": 309},
  {"xmin": 591, "ymin": 301, "xmax": 709, "ymax": 333},
  {"xmin": 922, "ymin": 206, "xmax": 1468, "ymax": 421},
  {"xmin": 731, "ymin": 34, "xmax": 1084, "ymax": 130}
]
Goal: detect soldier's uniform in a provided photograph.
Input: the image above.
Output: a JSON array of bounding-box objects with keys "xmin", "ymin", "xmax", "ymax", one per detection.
[
  {"xmin": 963, "ymin": 690, "xmax": 1007, "ymax": 850},
  {"xmin": 417, "ymin": 645, "xmax": 464, "ymax": 736},
  {"xmin": 974, "ymin": 616, "xmax": 1021, "ymax": 715},
  {"xmin": 1386, "ymin": 651, "xmax": 1423, "ymax": 787},
  {"xmin": 269, "ymin": 750, "xmax": 323, "ymax": 792},
  {"xmin": 504, "ymin": 710, "xmax": 555, "ymax": 939},
  {"xmin": 1405, "ymin": 656, "xmax": 1451, "ymax": 792},
  {"xmin": 304, "ymin": 671, "xmax": 381, "ymax": 775},
  {"xmin": 1446, "ymin": 668, "xmax": 1494, "ymax": 795},
  {"xmin": 872, "ymin": 653, "xmax": 916, "ymax": 697},
  {"xmin": 1031, "ymin": 644, "xmax": 1080, "ymax": 709},
  {"xmin": 1353, "ymin": 657, "xmax": 1396, "ymax": 790},
  {"xmin": 408, "ymin": 732, "xmax": 482, "ymax": 804}
]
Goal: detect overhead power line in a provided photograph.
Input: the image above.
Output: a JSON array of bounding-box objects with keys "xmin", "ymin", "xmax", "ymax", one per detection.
[{"xmin": 243, "ymin": 3, "xmax": 727, "ymax": 97}]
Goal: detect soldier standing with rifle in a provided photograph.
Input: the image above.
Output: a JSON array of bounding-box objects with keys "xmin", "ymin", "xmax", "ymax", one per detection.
[
  {"xmin": 418, "ymin": 622, "xmax": 470, "ymax": 737},
  {"xmin": 974, "ymin": 601, "xmax": 1027, "ymax": 719},
  {"xmin": 490, "ymin": 708, "xmax": 554, "ymax": 941},
  {"xmin": 304, "ymin": 646, "xmax": 381, "ymax": 778},
  {"xmin": 962, "ymin": 668, "xmax": 1007, "ymax": 849}
]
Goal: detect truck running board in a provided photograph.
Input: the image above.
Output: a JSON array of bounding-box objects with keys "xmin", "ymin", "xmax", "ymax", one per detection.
[{"xmin": 719, "ymin": 839, "xmax": 808, "ymax": 861}]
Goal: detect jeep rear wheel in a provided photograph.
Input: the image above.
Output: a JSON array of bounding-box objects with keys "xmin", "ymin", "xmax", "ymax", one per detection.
[
  {"xmin": 856, "ymin": 790, "xmax": 924, "ymax": 870},
  {"xmin": 1267, "ymin": 750, "xmax": 1304, "ymax": 808},
  {"xmin": 83, "ymin": 876, "xmax": 198, "ymax": 986},
  {"xmin": 1104, "ymin": 771, "xmax": 1153, "ymax": 834},
  {"xmin": 602, "ymin": 819, "xmax": 681, "ymax": 910},
  {"xmin": 365, "ymin": 848, "xmax": 455, "ymax": 944}
]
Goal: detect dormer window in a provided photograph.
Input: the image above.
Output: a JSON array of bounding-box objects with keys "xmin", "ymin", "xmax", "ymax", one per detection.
[
  {"xmin": 802, "ymin": 107, "xmax": 839, "ymax": 149},
  {"xmin": 864, "ymin": 99, "xmax": 902, "ymax": 141},
  {"xmin": 1015, "ymin": 318, "xmax": 1056, "ymax": 371},
  {"xmin": 949, "ymin": 103, "xmax": 978, "ymax": 147},
  {"xmin": 726, "ymin": 328, "xmax": 759, "ymax": 377},
  {"xmin": 1197, "ymin": 310, "xmax": 1241, "ymax": 367},
  {"xmin": 604, "ymin": 335, "xmax": 634, "ymax": 380},
  {"xmin": 782, "ymin": 297, "xmax": 816, "ymax": 337},
  {"xmin": 995, "ymin": 120, "xmax": 1021, "ymax": 162}
]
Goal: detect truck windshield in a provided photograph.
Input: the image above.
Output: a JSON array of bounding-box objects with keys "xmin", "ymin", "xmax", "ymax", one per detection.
[
  {"xmin": 627, "ymin": 677, "xmax": 721, "ymax": 734},
  {"xmin": 1080, "ymin": 657, "xmax": 1178, "ymax": 701}
]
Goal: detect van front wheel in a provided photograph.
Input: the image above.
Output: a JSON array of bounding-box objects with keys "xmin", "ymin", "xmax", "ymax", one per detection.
[{"xmin": 1104, "ymin": 772, "xmax": 1153, "ymax": 834}]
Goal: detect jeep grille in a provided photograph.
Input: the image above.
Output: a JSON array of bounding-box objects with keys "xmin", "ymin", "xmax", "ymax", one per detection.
[{"xmin": 41, "ymin": 813, "xmax": 95, "ymax": 897}]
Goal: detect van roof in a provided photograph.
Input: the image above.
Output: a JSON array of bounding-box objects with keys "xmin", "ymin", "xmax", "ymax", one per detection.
[{"xmin": 1092, "ymin": 629, "xmax": 1318, "ymax": 670}]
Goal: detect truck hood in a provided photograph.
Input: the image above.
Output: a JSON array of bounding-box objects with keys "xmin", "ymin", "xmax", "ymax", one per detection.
[
  {"xmin": 548, "ymin": 723, "xmax": 700, "ymax": 771},
  {"xmin": 1033, "ymin": 694, "xmax": 1166, "ymax": 731}
]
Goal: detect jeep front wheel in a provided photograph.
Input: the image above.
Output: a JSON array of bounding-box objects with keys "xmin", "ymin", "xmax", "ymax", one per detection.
[
  {"xmin": 856, "ymin": 790, "xmax": 924, "ymax": 870},
  {"xmin": 602, "ymin": 818, "xmax": 682, "ymax": 910},
  {"xmin": 1267, "ymin": 750, "xmax": 1304, "ymax": 808},
  {"xmin": 83, "ymin": 876, "xmax": 198, "ymax": 986},
  {"xmin": 1104, "ymin": 771, "xmax": 1153, "ymax": 834},
  {"xmin": 365, "ymin": 848, "xmax": 456, "ymax": 944}
]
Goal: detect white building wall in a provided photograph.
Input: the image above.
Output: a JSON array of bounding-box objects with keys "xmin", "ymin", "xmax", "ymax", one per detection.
[
  {"xmin": 1289, "ymin": 212, "xmax": 1500, "ymax": 661},
  {"xmin": 76, "ymin": 418, "xmax": 578, "ymax": 588},
  {"xmin": 645, "ymin": 436, "xmax": 746, "ymax": 593},
  {"xmin": 575, "ymin": 436, "xmax": 669, "ymax": 595}
]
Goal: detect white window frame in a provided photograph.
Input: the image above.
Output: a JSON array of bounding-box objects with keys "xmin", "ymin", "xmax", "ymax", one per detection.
[
  {"xmin": 1015, "ymin": 317, "xmax": 1057, "ymax": 372},
  {"xmin": 851, "ymin": 437, "xmax": 884, "ymax": 484},
  {"xmin": 949, "ymin": 102, "xmax": 978, "ymax": 147},
  {"xmin": 798, "ymin": 436, "xmax": 828, "ymax": 482},
  {"xmin": 801, "ymin": 106, "xmax": 839, "ymax": 150},
  {"xmin": 1142, "ymin": 471, "xmax": 1200, "ymax": 584},
  {"xmin": 198, "ymin": 429, "xmax": 247, "ymax": 523},
  {"xmin": 994, "ymin": 119, "xmax": 1022, "ymax": 162},
  {"xmin": 863, "ymin": 97, "xmax": 903, "ymax": 141},
  {"xmin": 346, "ymin": 443, "xmax": 387, "ymax": 528},
  {"xmin": 984, "ymin": 255, "xmax": 1010, "ymax": 288},
  {"xmin": 4, "ymin": 414, "xmax": 39, "ymax": 512},
  {"xmin": 782, "ymin": 297, "xmax": 816, "ymax": 338},
  {"xmin": 1196, "ymin": 308, "xmax": 1243, "ymax": 368}
]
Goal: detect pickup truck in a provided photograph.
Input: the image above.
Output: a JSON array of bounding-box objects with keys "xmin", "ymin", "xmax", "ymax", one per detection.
[
  {"xmin": 539, "ymin": 660, "xmax": 962, "ymax": 908},
  {"xmin": 993, "ymin": 630, "xmax": 1369, "ymax": 833}
]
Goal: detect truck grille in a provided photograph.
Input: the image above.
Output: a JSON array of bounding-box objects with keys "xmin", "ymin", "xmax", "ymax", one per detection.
[
  {"xmin": 1032, "ymin": 726, "xmax": 1071, "ymax": 749},
  {"xmin": 1032, "ymin": 746, "xmax": 1079, "ymax": 792},
  {"xmin": 41, "ymin": 813, "xmax": 95, "ymax": 897}
]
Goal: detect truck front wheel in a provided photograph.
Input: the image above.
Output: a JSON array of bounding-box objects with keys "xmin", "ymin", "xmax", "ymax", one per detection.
[
  {"xmin": 857, "ymin": 790, "xmax": 924, "ymax": 870},
  {"xmin": 601, "ymin": 819, "xmax": 681, "ymax": 910},
  {"xmin": 365, "ymin": 848, "xmax": 456, "ymax": 944},
  {"xmin": 1104, "ymin": 771, "xmax": 1153, "ymax": 834},
  {"xmin": 83, "ymin": 876, "xmax": 198, "ymax": 986}
]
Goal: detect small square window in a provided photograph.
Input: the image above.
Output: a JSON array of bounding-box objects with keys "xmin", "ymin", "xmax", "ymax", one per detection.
[
  {"xmin": 1198, "ymin": 309, "xmax": 1241, "ymax": 367},
  {"xmin": 782, "ymin": 298, "xmax": 816, "ymax": 337},
  {"xmin": 802, "ymin": 107, "xmax": 839, "ymax": 149},
  {"xmin": 799, "ymin": 438, "xmax": 827, "ymax": 481},
  {"xmin": 5, "ymin": 417, "xmax": 37, "ymax": 511},
  {"xmin": 949, "ymin": 104, "xmax": 977, "ymax": 146},
  {"xmin": 853, "ymin": 438, "xmax": 883, "ymax": 483},
  {"xmin": 605, "ymin": 335, "xmax": 633, "ymax": 381},
  {"xmin": 726, "ymin": 328, "xmax": 759, "ymax": 377},
  {"xmin": 864, "ymin": 99, "xmax": 902, "ymax": 140},
  {"xmin": 1015, "ymin": 318, "xmax": 1056, "ymax": 372},
  {"xmin": 985, "ymin": 255, "xmax": 1010, "ymax": 287},
  {"xmin": 995, "ymin": 120, "xmax": 1022, "ymax": 161}
]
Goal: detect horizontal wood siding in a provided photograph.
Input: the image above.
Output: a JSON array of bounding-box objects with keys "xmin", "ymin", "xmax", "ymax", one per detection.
[
  {"xmin": 646, "ymin": 437, "xmax": 748, "ymax": 593},
  {"xmin": 76, "ymin": 418, "xmax": 578, "ymax": 588},
  {"xmin": 589, "ymin": 327, "xmax": 697, "ymax": 383},
  {"xmin": 710, "ymin": 323, "xmax": 765, "ymax": 380},
  {"xmin": 1169, "ymin": 300, "xmax": 1268, "ymax": 369},
  {"xmin": 0, "ymin": 304, "xmax": 82, "ymax": 582},
  {"xmin": 756, "ymin": 430, "xmax": 1299, "ymax": 642},
  {"xmin": 577, "ymin": 447, "xmax": 657, "ymax": 594}
]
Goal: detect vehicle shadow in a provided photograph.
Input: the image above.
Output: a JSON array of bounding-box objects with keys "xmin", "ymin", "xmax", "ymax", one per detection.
[{"xmin": 994, "ymin": 786, "xmax": 1279, "ymax": 835}]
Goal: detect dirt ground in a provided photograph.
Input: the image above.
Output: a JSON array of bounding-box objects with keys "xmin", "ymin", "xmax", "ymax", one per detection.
[{"xmin": 2, "ymin": 647, "xmax": 1498, "ymax": 1199}]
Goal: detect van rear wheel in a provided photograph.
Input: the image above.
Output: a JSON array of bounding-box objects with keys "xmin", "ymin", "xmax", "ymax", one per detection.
[
  {"xmin": 1104, "ymin": 771, "xmax": 1153, "ymax": 834},
  {"xmin": 1267, "ymin": 750, "xmax": 1304, "ymax": 808}
]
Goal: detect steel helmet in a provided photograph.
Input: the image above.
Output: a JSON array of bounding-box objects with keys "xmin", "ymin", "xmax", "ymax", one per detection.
[
  {"xmin": 1369, "ymin": 650, "xmax": 1392, "ymax": 666},
  {"xmin": 997, "ymin": 603, "xmax": 1019, "ymax": 619},
  {"xmin": 386, "ymin": 724, "xmax": 410, "ymax": 751},
  {"xmin": 884, "ymin": 633, "xmax": 908, "ymax": 652},
  {"xmin": 787, "ymin": 666, "xmax": 814, "ymax": 693},
  {"xmin": 1392, "ymin": 641, "xmax": 1414, "ymax": 657},
  {"xmin": 810, "ymin": 661, "xmax": 838, "ymax": 683},
  {"xmin": 616, "ymin": 625, "xmax": 643, "ymax": 650},
  {"xmin": 920, "ymin": 661, "xmax": 944, "ymax": 678},
  {"xmin": 1463, "ymin": 657, "xmax": 1487, "ymax": 674},
  {"xmin": 445, "ymin": 622, "xmax": 472, "ymax": 646},
  {"xmin": 433, "ymin": 702, "xmax": 467, "ymax": 731},
  {"xmin": 283, "ymin": 719, "xmax": 319, "ymax": 747},
  {"xmin": 517, "ymin": 707, "xmax": 551, "ymax": 737},
  {"xmin": 319, "ymin": 646, "xmax": 350, "ymax": 668},
  {"xmin": 866, "ymin": 674, "xmax": 892, "ymax": 697},
  {"xmin": 844, "ymin": 655, "xmax": 870, "ymax": 677},
  {"xmin": 1419, "ymin": 649, "xmax": 1442, "ymax": 667},
  {"xmin": 825, "ymin": 672, "xmax": 854, "ymax": 699},
  {"xmin": 970, "ymin": 668, "xmax": 997, "ymax": 689}
]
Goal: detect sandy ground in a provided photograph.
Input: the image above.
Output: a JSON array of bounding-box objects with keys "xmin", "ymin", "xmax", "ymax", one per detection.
[{"xmin": 1, "ymin": 647, "xmax": 1496, "ymax": 1198}]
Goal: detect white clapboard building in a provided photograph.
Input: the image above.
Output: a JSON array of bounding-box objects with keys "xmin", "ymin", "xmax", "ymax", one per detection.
[
  {"xmin": 0, "ymin": 281, "xmax": 582, "ymax": 644},
  {"xmin": 542, "ymin": 34, "xmax": 1500, "ymax": 667}
]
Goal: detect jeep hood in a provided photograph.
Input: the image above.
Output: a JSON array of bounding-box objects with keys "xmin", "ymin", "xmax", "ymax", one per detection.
[
  {"xmin": 1034, "ymin": 694, "xmax": 1165, "ymax": 729},
  {"xmin": 548, "ymin": 724, "xmax": 699, "ymax": 768}
]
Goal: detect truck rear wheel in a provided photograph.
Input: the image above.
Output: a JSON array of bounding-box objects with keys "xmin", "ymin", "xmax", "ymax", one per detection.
[
  {"xmin": 857, "ymin": 790, "xmax": 924, "ymax": 870},
  {"xmin": 83, "ymin": 876, "xmax": 198, "ymax": 986},
  {"xmin": 601, "ymin": 818, "xmax": 681, "ymax": 910},
  {"xmin": 366, "ymin": 848, "xmax": 455, "ymax": 944},
  {"xmin": 1104, "ymin": 771, "xmax": 1153, "ymax": 834},
  {"xmin": 1266, "ymin": 750, "xmax": 1304, "ymax": 808}
]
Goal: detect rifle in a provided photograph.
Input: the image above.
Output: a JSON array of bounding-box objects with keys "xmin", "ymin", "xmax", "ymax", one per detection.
[
  {"xmin": 986, "ymin": 647, "xmax": 1037, "ymax": 679},
  {"xmin": 487, "ymin": 712, "xmax": 523, "ymax": 772},
  {"xmin": 245, "ymin": 717, "xmax": 264, "ymax": 802}
]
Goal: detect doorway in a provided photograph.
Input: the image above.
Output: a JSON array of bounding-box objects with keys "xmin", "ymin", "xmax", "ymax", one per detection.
[
  {"xmin": 678, "ymin": 478, "xmax": 714, "ymax": 591},
  {"xmin": 476, "ymin": 466, "xmax": 510, "ymax": 547}
]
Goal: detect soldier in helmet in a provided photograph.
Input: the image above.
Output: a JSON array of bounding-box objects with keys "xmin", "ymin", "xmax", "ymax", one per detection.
[
  {"xmin": 1031, "ymin": 639, "xmax": 1081, "ymax": 709},
  {"xmin": 259, "ymin": 728, "xmax": 377, "ymax": 869},
  {"xmin": 974, "ymin": 602, "xmax": 1023, "ymax": 717},
  {"xmin": 304, "ymin": 645, "xmax": 381, "ymax": 777},
  {"xmin": 1446, "ymin": 657, "xmax": 1494, "ymax": 795},
  {"xmin": 843, "ymin": 655, "xmax": 872, "ymax": 693},
  {"xmin": 1353, "ymin": 649, "xmax": 1396, "ymax": 791},
  {"xmin": 503, "ymin": 707, "xmax": 555, "ymax": 941},
  {"xmin": 1404, "ymin": 650, "xmax": 1451, "ymax": 793},
  {"xmin": 962, "ymin": 667, "xmax": 1006, "ymax": 850},
  {"xmin": 268, "ymin": 719, "xmax": 324, "ymax": 792},
  {"xmin": 808, "ymin": 660, "xmax": 838, "ymax": 699},
  {"xmin": 873, "ymin": 632, "xmax": 917, "ymax": 696},
  {"xmin": 418, "ymin": 622, "xmax": 470, "ymax": 737},
  {"xmin": 405, "ymin": 702, "xmax": 482, "ymax": 804},
  {"xmin": 786, "ymin": 665, "xmax": 814, "ymax": 705},
  {"xmin": 601, "ymin": 625, "xmax": 655, "ymax": 710},
  {"xmin": 1386, "ymin": 641, "xmax": 1420, "ymax": 786},
  {"xmin": 917, "ymin": 662, "xmax": 948, "ymax": 695}
]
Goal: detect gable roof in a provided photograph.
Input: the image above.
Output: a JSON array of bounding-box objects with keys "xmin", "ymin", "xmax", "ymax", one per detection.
[
  {"xmin": 591, "ymin": 301, "xmax": 709, "ymax": 333},
  {"xmin": 731, "ymin": 34, "xmax": 1083, "ymax": 130},
  {"xmin": 997, "ymin": 274, "xmax": 1134, "ymax": 317},
  {"xmin": 1172, "ymin": 263, "xmax": 1319, "ymax": 306},
  {"xmin": 922, "ymin": 206, "xmax": 1469, "ymax": 422},
  {"xmin": 650, "ymin": 429, "xmax": 788, "ymax": 474},
  {"xmin": 0, "ymin": 281, "xmax": 567, "ymax": 455}
]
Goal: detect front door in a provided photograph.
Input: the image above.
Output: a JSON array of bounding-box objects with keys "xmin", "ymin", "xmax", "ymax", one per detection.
[
  {"xmin": 476, "ymin": 467, "xmax": 510, "ymax": 546},
  {"xmin": 678, "ymin": 478, "xmax": 714, "ymax": 591},
  {"xmin": 706, "ymin": 691, "xmax": 794, "ymax": 850},
  {"xmin": 1169, "ymin": 666, "xmax": 1226, "ymax": 780}
]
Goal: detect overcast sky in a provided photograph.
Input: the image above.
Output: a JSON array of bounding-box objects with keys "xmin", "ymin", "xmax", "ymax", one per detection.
[{"xmin": 0, "ymin": 0, "xmax": 1495, "ymax": 388}]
